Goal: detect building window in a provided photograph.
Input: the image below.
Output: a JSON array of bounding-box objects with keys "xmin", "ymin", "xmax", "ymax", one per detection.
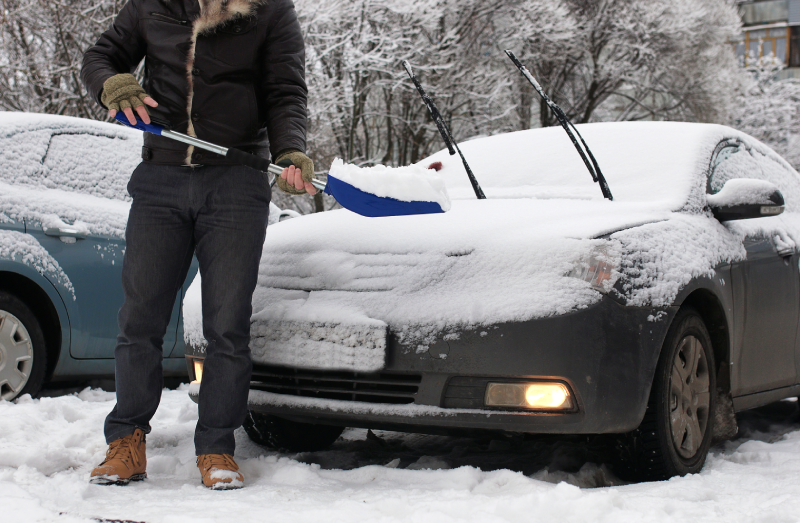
[
  {"xmin": 791, "ymin": 26, "xmax": 800, "ymax": 67},
  {"xmin": 738, "ymin": 26, "xmax": 790, "ymax": 65}
]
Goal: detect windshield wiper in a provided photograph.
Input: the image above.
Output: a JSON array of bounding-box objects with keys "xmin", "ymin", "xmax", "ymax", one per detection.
[
  {"xmin": 402, "ymin": 61, "xmax": 486, "ymax": 200},
  {"xmin": 505, "ymin": 50, "xmax": 613, "ymax": 201}
]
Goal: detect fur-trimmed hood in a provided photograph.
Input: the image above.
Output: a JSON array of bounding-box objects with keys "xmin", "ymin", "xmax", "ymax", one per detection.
[{"xmin": 185, "ymin": 0, "xmax": 267, "ymax": 160}]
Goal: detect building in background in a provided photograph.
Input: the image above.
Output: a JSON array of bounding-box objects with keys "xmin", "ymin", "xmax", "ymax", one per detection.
[{"xmin": 735, "ymin": 0, "xmax": 800, "ymax": 77}]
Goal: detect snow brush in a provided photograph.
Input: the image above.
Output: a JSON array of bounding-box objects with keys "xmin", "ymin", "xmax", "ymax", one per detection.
[{"xmin": 112, "ymin": 114, "xmax": 448, "ymax": 218}]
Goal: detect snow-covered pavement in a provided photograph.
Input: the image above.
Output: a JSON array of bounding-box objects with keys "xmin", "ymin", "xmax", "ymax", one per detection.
[{"xmin": 2, "ymin": 386, "xmax": 799, "ymax": 523}]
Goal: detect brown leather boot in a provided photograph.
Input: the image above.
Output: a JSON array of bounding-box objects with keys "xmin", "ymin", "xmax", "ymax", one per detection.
[
  {"xmin": 90, "ymin": 428, "xmax": 147, "ymax": 485},
  {"xmin": 197, "ymin": 453, "xmax": 244, "ymax": 490}
]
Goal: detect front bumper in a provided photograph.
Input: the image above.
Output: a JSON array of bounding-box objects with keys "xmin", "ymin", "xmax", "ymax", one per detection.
[{"xmin": 187, "ymin": 297, "xmax": 674, "ymax": 435}]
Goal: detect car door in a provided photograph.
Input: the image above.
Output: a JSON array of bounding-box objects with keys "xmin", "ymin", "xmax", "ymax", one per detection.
[
  {"xmin": 709, "ymin": 141, "xmax": 800, "ymax": 394},
  {"xmin": 26, "ymin": 131, "xmax": 182, "ymax": 359}
]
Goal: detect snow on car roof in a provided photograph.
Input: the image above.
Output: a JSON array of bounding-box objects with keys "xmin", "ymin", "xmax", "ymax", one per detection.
[
  {"xmin": 0, "ymin": 112, "xmax": 141, "ymax": 238},
  {"xmin": 424, "ymin": 121, "xmax": 748, "ymax": 209}
]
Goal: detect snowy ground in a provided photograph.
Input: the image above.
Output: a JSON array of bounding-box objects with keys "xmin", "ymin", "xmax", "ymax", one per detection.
[{"xmin": 2, "ymin": 387, "xmax": 799, "ymax": 523}]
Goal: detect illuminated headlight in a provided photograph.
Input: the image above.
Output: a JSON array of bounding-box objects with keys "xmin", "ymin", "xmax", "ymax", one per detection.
[
  {"xmin": 484, "ymin": 382, "xmax": 573, "ymax": 410},
  {"xmin": 567, "ymin": 245, "xmax": 618, "ymax": 293},
  {"xmin": 192, "ymin": 359, "xmax": 204, "ymax": 384}
]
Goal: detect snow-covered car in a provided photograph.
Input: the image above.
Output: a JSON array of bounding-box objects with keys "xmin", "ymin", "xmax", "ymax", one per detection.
[
  {"xmin": 184, "ymin": 121, "xmax": 800, "ymax": 481},
  {"xmin": 0, "ymin": 112, "xmax": 199, "ymax": 401}
]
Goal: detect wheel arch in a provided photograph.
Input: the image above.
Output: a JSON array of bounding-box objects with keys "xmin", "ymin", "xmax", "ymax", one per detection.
[
  {"xmin": 675, "ymin": 288, "xmax": 731, "ymax": 395},
  {"xmin": 0, "ymin": 271, "xmax": 64, "ymax": 381}
]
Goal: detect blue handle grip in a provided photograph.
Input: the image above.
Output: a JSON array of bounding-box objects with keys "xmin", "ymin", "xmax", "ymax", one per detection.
[{"xmin": 113, "ymin": 113, "xmax": 164, "ymax": 135}]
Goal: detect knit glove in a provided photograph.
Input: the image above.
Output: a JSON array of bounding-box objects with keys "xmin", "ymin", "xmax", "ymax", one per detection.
[
  {"xmin": 101, "ymin": 73, "xmax": 150, "ymax": 113},
  {"xmin": 275, "ymin": 149, "xmax": 315, "ymax": 195}
]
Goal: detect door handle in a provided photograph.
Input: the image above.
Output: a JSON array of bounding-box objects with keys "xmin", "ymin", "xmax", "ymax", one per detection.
[{"xmin": 44, "ymin": 227, "xmax": 87, "ymax": 240}]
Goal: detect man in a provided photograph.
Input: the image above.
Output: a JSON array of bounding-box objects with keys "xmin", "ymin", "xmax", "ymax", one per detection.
[{"xmin": 81, "ymin": 0, "xmax": 316, "ymax": 490}]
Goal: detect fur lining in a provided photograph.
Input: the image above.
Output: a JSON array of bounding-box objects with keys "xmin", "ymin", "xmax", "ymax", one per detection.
[{"xmin": 185, "ymin": 0, "xmax": 265, "ymax": 164}]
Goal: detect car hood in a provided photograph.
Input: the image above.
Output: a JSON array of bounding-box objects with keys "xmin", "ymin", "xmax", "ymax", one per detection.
[{"xmin": 251, "ymin": 198, "xmax": 673, "ymax": 334}]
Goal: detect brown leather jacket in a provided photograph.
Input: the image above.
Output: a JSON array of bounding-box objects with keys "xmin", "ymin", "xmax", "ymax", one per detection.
[{"xmin": 82, "ymin": 0, "xmax": 307, "ymax": 166}]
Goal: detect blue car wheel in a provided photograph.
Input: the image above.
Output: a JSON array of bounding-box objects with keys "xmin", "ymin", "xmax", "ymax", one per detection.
[{"xmin": 0, "ymin": 291, "xmax": 47, "ymax": 401}]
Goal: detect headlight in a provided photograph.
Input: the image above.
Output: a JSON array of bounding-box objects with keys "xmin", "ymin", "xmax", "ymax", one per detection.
[
  {"xmin": 567, "ymin": 244, "xmax": 618, "ymax": 293},
  {"xmin": 484, "ymin": 382, "xmax": 573, "ymax": 410}
]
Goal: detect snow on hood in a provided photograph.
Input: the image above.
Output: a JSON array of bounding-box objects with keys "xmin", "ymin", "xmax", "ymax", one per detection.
[{"xmin": 0, "ymin": 112, "xmax": 140, "ymax": 238}]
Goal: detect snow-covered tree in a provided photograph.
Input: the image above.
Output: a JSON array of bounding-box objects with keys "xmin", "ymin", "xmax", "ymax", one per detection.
[
  {"xmin": 520, "ymin": 0, "xmax": 742, "ymax": 127},
  {"xmin": 0, "ymin": 0, "xmax": 124, "ymax": 119},
  {"xmin": 731, "ymin": 56, "xmax": 800, "ymax": 169}
]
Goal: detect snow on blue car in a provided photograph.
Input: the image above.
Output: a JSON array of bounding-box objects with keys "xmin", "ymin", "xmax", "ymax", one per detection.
[{"xmin": 0, "ymin": 112, "xmax": 199, "ymax": 401}]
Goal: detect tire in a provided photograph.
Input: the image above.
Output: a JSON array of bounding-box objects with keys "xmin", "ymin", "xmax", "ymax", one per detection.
[
  {"xmin": 243, "ymin": 410, "xmax": 345, "ymax": 452},
  {"xmin": 614, "ymin": 307, "xmax": 716, "ymax": 481},
  {"xmin": 0, "ymin": 291, "xmax": 47, "ymax": 401}
]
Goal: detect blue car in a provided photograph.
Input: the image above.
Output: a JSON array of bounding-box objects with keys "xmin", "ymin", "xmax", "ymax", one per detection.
[{"xmin": 0, "ymin": 112, "xmax": 198, "ymax": 401}]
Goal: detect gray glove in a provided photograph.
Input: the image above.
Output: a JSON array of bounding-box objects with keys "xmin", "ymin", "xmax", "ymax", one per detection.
[
  {"xmin": 101, "ymin": 73, "xmax": 150, "ymax": 113},
  {"xmin": 275, "ymin": 149, "xmax": 315, "ymax": 195}
]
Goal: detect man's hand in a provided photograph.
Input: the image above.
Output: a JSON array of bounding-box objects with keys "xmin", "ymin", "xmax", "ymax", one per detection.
[
  {"xmin": 102, "ymin": 73, "xmax": 158, "ymax": 125},
  {"xmin": 275, "ymin": 150, "xmax": 316, "ymax": 195}
]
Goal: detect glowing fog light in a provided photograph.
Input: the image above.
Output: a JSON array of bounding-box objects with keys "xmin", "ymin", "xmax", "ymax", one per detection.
[
  {"xmin": 485, "ymin": 382, "xmax": 572, "ymax": 410},
  {"xmin": 193, "ymin": 359, "xmax": 204, "ymax": 384}
]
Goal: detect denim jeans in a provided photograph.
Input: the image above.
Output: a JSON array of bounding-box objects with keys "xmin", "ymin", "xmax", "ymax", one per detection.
[{"xmin": 104, "ymin": 162, "xmax": 271, "ymax": 455}]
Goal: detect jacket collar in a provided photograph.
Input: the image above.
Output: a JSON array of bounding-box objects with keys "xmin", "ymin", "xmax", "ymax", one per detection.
[{"xmin": 193, "ymin": 0, "xmax": 264, "ymax": 35}]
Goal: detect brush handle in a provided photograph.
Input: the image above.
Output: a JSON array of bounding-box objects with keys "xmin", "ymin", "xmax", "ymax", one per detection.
[{"xmin": 226, "ymin": 147, "xmax": 272, "ymax": 173}]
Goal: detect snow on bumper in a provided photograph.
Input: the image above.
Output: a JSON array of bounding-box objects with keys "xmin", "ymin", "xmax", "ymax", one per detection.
[{"xmin": 249, "ymin": 318, "xmax": 387, "ymax": 372}]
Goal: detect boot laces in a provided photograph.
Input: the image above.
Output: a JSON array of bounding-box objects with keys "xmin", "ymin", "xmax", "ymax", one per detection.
[
  {"xmin": 198, "ymin": 453, "xmax": 238, "ymax": 473},
  {"xmin": 102, "ymin": 432, "xmax": 143, "ymax": 470}
]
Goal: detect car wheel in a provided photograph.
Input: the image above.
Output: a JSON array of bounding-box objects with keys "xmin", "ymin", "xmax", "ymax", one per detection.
[
  {"xmin": 614, "ymin": 307, "xmax": 716, "ymax": 481},
  {"xmin": 0, "ymin": 291, "xmax": 47, "ymax": 401},
  {"xmin": 243, "ymin": 410, "xmax": 345, "ymax": 452}
]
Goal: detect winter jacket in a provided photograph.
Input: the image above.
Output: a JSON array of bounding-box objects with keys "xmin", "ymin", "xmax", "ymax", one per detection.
[{"xmin": 82, "ymin": 0, "xmax": 307, "ymax": 166}]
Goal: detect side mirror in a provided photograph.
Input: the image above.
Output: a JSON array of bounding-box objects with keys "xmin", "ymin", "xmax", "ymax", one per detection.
[{"xmin": 707, "ymin": 178, "xmax": 785, "ymax": 221}]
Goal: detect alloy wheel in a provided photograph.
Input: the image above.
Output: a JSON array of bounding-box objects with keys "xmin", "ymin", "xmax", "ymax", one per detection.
[
  {"xmin": 669, "ymin": 334, "xmax": 711, "ymax": 459},
  {"xmin": 0, "ymin": 309, "xmax": 34, "ymax": 401}
]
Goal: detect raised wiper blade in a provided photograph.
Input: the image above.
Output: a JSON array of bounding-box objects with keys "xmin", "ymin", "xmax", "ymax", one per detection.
[
  {"xmin": 402, "ymin": 60, "xmax": 486, "ymax": 200},
  {"xmin": 505, "ymin": 50, "xmax": 613, "ymax": 201}
]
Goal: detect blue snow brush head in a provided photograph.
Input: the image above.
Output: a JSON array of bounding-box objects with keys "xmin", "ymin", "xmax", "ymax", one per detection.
[{"xmin": 320, "ymin": 174, "xmax": 447, "ymax": 218}]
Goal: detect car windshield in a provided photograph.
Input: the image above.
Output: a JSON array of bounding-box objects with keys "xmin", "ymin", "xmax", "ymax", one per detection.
[{"xmin": 420, "ymin": 121, "xmax": 733, "ymax": 210}]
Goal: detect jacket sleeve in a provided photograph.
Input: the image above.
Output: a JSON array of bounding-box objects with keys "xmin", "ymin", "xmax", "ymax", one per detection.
[
  {"xmin": 260, "ymin": 0, "xmax": 308, "ymax": 157},
  {"xmin": 81, "ymin": 0, "xmax": 147, "ymax": 109}
]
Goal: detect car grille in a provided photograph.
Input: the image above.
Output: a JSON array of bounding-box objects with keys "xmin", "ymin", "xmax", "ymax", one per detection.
[{"xmin": 250, "ymin": 364, "xmax": 421, "ymax": 404}]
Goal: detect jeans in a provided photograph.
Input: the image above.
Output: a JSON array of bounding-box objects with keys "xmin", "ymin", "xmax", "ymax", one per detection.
[{"xmin": 104, "ymin": 162, "xmax": 271, "ymax": 455}]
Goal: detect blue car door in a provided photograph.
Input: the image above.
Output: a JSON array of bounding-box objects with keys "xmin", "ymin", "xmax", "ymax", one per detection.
[{"xmin": 26, "ymin": 131, "xmax": 183, "ymax": 359}]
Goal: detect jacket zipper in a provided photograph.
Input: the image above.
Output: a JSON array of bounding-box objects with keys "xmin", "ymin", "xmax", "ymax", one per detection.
[{"xmin": 150, "ymin": 12, "xmax": 188, "ymax": 25}]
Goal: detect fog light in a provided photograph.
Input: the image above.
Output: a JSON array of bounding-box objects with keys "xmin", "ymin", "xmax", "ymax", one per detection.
[
  {"xmin": 485, "ymin": 382, "xmax": 572, "ymax": 410},
  {"xmin": 193, "ymin": 359, "xmax": 204, "ymax": 384}
]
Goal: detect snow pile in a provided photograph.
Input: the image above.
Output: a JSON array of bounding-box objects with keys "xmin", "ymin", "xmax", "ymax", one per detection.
[
  {"xmin": 0, "ymin": 230, "xmax": 74, "ymax": 297},
  {"xmin": 329, "ymin": 158, "xmax": 451, "ymax": 210},
  {"xmin": 706, "ymin": 179, "xmax": 780, "ymax": 207},
  {"xmin": 2, "ymin": 389, "xmax": 800, "ymax": 523}
]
